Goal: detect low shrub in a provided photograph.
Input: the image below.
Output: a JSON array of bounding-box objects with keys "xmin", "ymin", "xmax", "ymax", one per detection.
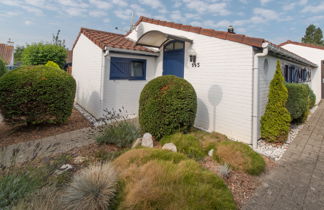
[
  {"xmin": 161, "ymin": 133, "xmax": 205, "ymax": 160},
  {"xmin": 96, "ymin": 121, "xmax": 141, "ymax": 148},
  {"xmin": 113, "ymin": 148, "xmax": 236, "ymax": 210},
  {"xmin": 0, "ymin": 172, "xmax": 42, "ymax": 209},
  {"xmin": 62, "ymin": 162, "xmax": 118, "ymax": 210},
  {"xmin": 45, "ymin": 61, "xmax": 61, "ymax": 70},
  {"xmin": 0, "ymin": 65, "xmax": 76, "ymax": 125},
  {"xmin": 139, "ymin": 75, "xmax": 197, "ymax": 140},
  {"xmin": 213, "ymin": 141, "xmax": 265, "ymax": 175},
  {"xmin": 261, "ymin": 60, "xmax": 291, "ymax": 142},
  {"xmin": 285, "ymin": 83, "xmax": 309, "ymax": 121},
  {"xmin": 306, "ymin": 85, "xmax": 316, "ymax": 109},
  {"xmin": 0, "ymin": 58, "xmax": 6, "ymax": 77}
]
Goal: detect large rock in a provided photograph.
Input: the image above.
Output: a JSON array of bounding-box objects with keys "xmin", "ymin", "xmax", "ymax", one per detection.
[
  {"xmin": 162, "ymin": 143, "xmax": 177, "ymax": 152},
  {"xmin": 141, "ymin": 133, "xmax": 153, "ymax": 148}
]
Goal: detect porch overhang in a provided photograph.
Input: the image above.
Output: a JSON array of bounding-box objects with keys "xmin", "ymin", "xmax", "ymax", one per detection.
[{"xmin": 135, "ymin": 30, "xmax": 193, "ymax": 48}]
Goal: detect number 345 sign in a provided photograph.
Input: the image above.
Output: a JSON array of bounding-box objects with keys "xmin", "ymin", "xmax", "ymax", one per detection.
[{"xmin": 192, "ymin": 62, "xmax": 200, "ymax": 68}]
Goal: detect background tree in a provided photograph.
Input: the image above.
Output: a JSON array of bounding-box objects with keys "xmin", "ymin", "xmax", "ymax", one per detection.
[
  {"xmin": 301, "ymin": 24, "xmax": 324, "ymax": 46},
  {"xmin": 52, "ymin": 30, "xmax": 66, "ymax": 48},
  {"xmin": 22, "ymin": 43, "xmax": 67, "ymax": 68},
  {"xmin": 14, "ymin": 46, "xmax": 25, "ymax": 66}
]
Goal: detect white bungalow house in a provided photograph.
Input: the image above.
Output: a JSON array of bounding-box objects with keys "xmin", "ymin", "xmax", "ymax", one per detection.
[
  {"xmin": 279, "ymin": 40, "xmax": 324, "ymax": 102},
  {"xmin": 72, "ymin": 16, "xmax": 319, "ymax": 148}
]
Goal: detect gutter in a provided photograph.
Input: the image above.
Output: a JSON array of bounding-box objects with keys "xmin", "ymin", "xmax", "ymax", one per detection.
[
  {"xmin": 100, "ymin": 46, "xmax": 110, "ymax": 117},
  {"xmin": 107, "ymin": 47, "xmax": 159, "ymax": 57},
  {"xmin": 252, "ymin": 42, "xmax": 269, "ymax": 149}
]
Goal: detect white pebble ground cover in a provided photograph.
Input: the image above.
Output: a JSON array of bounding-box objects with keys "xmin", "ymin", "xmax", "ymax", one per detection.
[{"xmin": 255, "ymin": 105, "xmax": 317, "ymax": 161}]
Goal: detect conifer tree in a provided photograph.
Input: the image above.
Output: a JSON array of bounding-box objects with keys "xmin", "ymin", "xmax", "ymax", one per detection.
[{"xmin": 261, "ymin": 60, "xmax": 291, "ymax": 142}]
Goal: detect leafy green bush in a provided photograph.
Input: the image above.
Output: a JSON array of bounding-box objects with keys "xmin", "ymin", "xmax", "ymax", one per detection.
[
  {"xmin": 113, "ymin": 148, "xmax": 236, "ymax": 210},
  {"xmin": 0, "ymin": 65, "xmax": 76, "ymax": 125},
  {"xmin": 0, "ymin": 173, "xmax": 41, "ymax": 209},
  {"xmin": 161, "ymin": 133, "xmax": 205, "ymax": 160},
  {"xmin": 261, "ymin": 60, "xmax": 291, "ymax": 142},
  {"xmin": 45, "ymin": 61, "xmax": 61, "ymax": 70},
  {"xmin": 96, "ymin": 121, "xmax": 141, "ymax": 148},
  {"xmin": 213, "ymin": 140, "xmax": 265, "ymax": 175},
  {"xmin": 286, "ymin": 83, "xmax": 309, "ymax": 121},
  {"xmin": 306, "ymin": 85, "xmax": 316, "ymax": 108},
  {"xmin": 139, "ymin": 75, "xmax": 197, "ymax": 140},
  {"xmin": 22, "ymin": 43, "xmax": 67, "ymax": 68},
  {"xmin": 0, "ymin": 58, "xmax": 6, "ymax": 77}
]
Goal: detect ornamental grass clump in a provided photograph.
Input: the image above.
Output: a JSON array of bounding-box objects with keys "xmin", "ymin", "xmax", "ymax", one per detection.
[
  {"xmin": 139, "ymin": 75, "xmax": 197, "ymax": 140},
  {"xmin": 161, "ymin": 133, "xmax": 205, "ymax": 160},
  {"xmin": 261, "ymin": 60, "xmax": 291, "ymax": 142},
  {"xmin": 113, "ymin": 148, "xmax": 236, "ymax": 210},
  {"xmin": 0, "ymin": 65, "xmax": 76, "ymax": 125},
  {"xmin": 62, "ymin": 162, "xmax": 118, "ymax": 210},
  {"xmin": 213, "ymin": 140, "xmax": 265, "ymax": 175}
]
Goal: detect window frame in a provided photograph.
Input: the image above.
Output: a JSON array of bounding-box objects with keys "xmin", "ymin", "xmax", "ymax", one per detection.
[{"xmin": 110, "ymin": 57, "xmax": 147, "ymax": 80}]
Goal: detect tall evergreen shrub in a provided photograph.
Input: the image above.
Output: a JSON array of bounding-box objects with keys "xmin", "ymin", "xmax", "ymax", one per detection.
[{"xmin": 261, "ymin": 60, "xmax": 291, "ymax": 142}]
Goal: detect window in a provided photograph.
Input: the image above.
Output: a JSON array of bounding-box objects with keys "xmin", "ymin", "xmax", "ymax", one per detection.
[
  {"xmin": 110, "ymin": 57, "xmax": 146, "ymax": 80},
  {"xmin": 164, "ymin": 41, "xmax": 184, "ymax": 52},
  {"xmin": 283, "ymin": 64, "xmax": 311, "ymax": 83}
]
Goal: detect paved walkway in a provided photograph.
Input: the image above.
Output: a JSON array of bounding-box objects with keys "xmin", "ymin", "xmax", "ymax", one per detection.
[
  {"xmin": 244, "ymin": 102, "xmax": 324, "ymax": 210},
  {"xmin": 0, "ymin": 127, "xmax": 95, "ymax": 169}
]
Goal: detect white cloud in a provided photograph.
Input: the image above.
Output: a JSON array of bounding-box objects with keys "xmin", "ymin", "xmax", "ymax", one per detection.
[
  {"xmin": 114, "ymin": 9, "xmax": 133, "ymax": 20},
  {"xmin": 24, "ymin": 20, "xmax": 33, "ymax": 25},
  {"xmin": 89, "ymin": 0, "xmax": 111, "ymax": 9},
  {"xmin": 182, "ymin": 0, "xmax": 230, "ymax": 16},
  {"xmin": 140, "ymin": 0, "xmax": 164, "ymax": 9},
  {"xmin": 112, "ymin": 0, "xmax": 127, "ymax": 7},
  {"xmin": 302, "ymin": 2, "xmax": 324, "ymax": 13},
  {"xmin": 66, "ymin": 7, "xmax": 86, "ymax": 16},
  {"xmin": 89, "ymin": 10, "xmax": 106, "ymax": 17},
  {"xmin": 260, "ymin": 0, "xmax": 271, "ymax": 5},
  {"xmin": 0, "ymin": 11, "xmax": 19, "ymax": 17},
  {"xmin": 283, "ymin": 0, "xmax": 309, "ymax": 11},
  {"xmin": 57, "ymin": 0, "xmax": 88, "ymax": 8}
]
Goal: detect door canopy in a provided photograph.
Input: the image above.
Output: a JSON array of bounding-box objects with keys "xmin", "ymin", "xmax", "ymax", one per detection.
[{"xmin": 135, "ymin": 30, "xmax": 193, "ymax": 48}]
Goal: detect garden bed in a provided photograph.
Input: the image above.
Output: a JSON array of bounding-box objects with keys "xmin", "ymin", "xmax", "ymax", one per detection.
[{"xmin": 0, "ymin": 109, "xmax": 91, "ymax": 147}]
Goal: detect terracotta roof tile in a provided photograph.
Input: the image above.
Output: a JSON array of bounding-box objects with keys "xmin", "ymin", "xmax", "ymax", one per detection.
[
  {"xmin": 279, "ymin": 40, "xmax": 324, "ymax": 51},
  {"xmin": 0, "ymin": 43, "xmax": 14, "ymax": 65},
  {"xmin": 72, "ymin": 28, "xmax": 154, "ymax": 53},
  {"xmin": 133, "ymin": 16, "xmax": 266, "ymax": 48}
]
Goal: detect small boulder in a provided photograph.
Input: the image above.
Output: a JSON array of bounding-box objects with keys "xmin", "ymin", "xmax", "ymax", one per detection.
[
  {"xmin": 132, "ymin": 138, "xmax": 142, "ymax": 148},
  {"xmin": 208, "ymin": 149, "xmax": 214, "ymax": 157},
  {"xmin": 162, "ymin": 143, "xmax": 177, "ymax": 152},
  {"xmin": 141, "ymin": 133, "xmax": 153, "ymax": 148},
  {"xmin": 55, "ymin": 164, "xmax": 73, "ymax": 175}
]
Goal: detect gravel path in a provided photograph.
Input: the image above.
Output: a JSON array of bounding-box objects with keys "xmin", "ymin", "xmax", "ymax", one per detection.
[
  {"xmin": 0, "ymin": 127, "xmax": 95, "ymax": 169},
  {"xmin": 243, "ymin": 101, "xmax": 324, "ymax": 210}
]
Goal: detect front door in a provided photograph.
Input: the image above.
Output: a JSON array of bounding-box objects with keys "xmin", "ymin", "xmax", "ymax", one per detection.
[
  {"xmin": 163, "ymin": 40, "xmax": 184, "ymax": 78},
  {"xmin": 322, "ymin": 60, "xmax": 324, "ymax": 99}
]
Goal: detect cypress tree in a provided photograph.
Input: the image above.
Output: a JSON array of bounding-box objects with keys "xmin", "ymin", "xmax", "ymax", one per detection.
[{"xmin": 261, "ymin": 60, "xmax": 291, "ymax": 142}]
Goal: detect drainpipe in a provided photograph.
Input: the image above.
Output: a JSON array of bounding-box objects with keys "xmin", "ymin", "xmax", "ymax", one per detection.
[
  {"xmin": 252, "ymin": 42, "xmax": 269, "ymax": 149},
  {"xmin": 100, "ymin": 46, "xmax": 109, "ymax": 117}
]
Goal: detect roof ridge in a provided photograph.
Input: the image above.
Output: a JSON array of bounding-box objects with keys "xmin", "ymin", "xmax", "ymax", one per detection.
[
  {"xmin": 81, "ymin": 27, "xmax": 124, "ymax": 36},
  {"xmin": 279, "ymin": 40, "xmax": 324, "ymax": 50}
]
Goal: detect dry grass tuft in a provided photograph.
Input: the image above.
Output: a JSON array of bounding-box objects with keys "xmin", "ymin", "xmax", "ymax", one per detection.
[{"xmin": 62, "ymin": 162, "xmax": 118, "ymax": 210}]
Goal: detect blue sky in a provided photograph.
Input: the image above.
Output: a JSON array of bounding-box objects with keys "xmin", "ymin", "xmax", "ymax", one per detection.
[{"xmin": 1, "ymin": 0, "xmax": 324, "ymax": 49}]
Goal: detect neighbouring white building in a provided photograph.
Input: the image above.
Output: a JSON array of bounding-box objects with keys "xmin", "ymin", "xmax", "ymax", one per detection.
[{"xmin": 72, "ymin": 16, "xmax": 320, "ymax": 148}]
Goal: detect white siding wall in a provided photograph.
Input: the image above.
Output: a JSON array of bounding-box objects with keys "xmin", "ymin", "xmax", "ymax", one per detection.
[
  {"xmin": 128, "ymin": 23, "xmax": 254, "ymax": 144},
  {"xmin": 72, "ymin": 34, "xmax": 103, "ymax": 118},
  {"xmin": 103, "ymin": 53, "xmax": 157, "ymax": 116},
  {"xmin": 257, "ymin": 55, "xmax": 315, "ymax": 138},
  {"xmin": 281, "ymin": 44, "xmax": 323, "ymax": 104}
]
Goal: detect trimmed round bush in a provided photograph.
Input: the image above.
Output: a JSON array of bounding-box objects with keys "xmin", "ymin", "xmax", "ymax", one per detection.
[
  {"xmin": 139, "ymin": 75, "xmax": 197, "ymax": 140},
  {"xmin": 213, "ymin": 141, "xmax": 265, "ymax": 175},
  {"xmin": 45, "ymin": 61, "xmax": 61, "ymax": 70},
  {"xmin": 0, "ymin": 58, "xmax": 6, "ymax": 77},
  {"xmin": 306, "ymin": 85, "xmax": 316, "ymax": 109},
  {"xmin": 286, "ymin": 83, "xmax": 309, "ymax": 121},
  {"xmin": 0, "ymin": 65, "xmax": 76, "ymax": 125},
  {"xmin": 113, "ymin": 148, "xmax": 236, "ymax": 210}
]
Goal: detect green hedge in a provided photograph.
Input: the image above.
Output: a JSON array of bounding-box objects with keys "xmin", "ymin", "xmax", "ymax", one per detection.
[
  {"xmin": 261, "ymin": 60, "xmax": 291, "ymax": 143},
  {"xmin": 0, "ymin": 59, "xmax": 6, "ymax": 77},
  {"xmin": 306, "ymin": 85, "xmax": 316, "ymax": 109},
  {"xmin": 286, "ymin": 83, "xmax": 309, "ymax": 121},
  {"xmin": 45, "ymin": 61, "xmax": 61, "ymax": 70},
  {"xmin": 139, "ymin": 75, "xmax": 197, "ymax": 140},
  {"xmin": 0, "ymin": 65, "xmax": 76, "ymax": 125}
]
